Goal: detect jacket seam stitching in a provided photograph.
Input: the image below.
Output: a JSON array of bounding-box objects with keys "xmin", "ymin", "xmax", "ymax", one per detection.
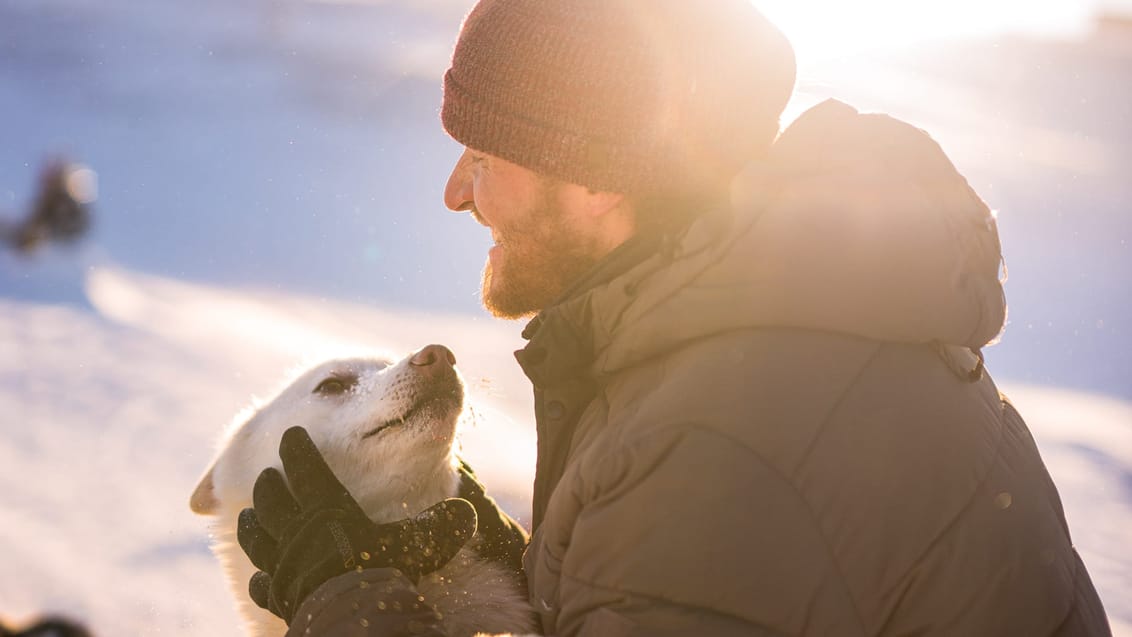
[
  {"xmin": 633, "ymin": 342, "xmax": 882, "ymax": 636},
  {"xmin": 1050, "ymin": 551, "xmax": 1084, "ymax": 633},
  {"xmin": 872, "ymin": 387, "xmax": 1009, "ymax": 616},
  {"xmin": 555, "ymin": 569, "xmax": 799, "ymax": 637},
  {"xmin": 585, "ymin": 338, "xmax": 882, "ymax": 637}
]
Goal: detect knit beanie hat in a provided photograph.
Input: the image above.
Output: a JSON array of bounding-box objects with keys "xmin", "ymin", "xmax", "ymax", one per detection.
[{"xmin": 442, "ymin": 0, "xmax": 796, "ymax": 196}]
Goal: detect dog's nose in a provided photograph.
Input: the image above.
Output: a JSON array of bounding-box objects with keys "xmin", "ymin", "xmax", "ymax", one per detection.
[{"xmin": 410, "ymin": 344, "xmax": 456, "ymax": 368}]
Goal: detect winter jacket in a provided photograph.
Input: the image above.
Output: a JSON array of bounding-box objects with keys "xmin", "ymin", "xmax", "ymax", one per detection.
[{"xmin": 285, "ymin": 100, "xmax": 1111, "ymax": 636}]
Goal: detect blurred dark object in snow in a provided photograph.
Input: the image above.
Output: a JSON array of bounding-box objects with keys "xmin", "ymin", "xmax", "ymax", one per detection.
[
  {"xmin": 1, "ymin": 160, "xmax": 96, "ymax": 255},
  {"xmin": 0, "ymin": 615, "xmax": 93, "ymax": 637}
]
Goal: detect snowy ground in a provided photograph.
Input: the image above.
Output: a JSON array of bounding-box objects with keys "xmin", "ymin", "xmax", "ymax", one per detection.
[{"xmin": 1, "ymin": 0, "xmax": 1130, "ymax": 634}]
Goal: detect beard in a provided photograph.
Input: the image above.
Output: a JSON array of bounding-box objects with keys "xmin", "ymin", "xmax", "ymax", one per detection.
[{"xmin": 481, "ymin": 183, "xmax": 604, "ymax": 319}]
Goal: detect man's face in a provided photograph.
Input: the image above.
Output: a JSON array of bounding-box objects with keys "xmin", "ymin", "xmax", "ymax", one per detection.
[{"xmin": 444, "ymin": 148, "xmax": 604, "ymax": 319}]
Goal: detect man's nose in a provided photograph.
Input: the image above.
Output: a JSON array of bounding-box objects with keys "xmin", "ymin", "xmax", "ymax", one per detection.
[{"xmin": 444, "ymin": 149, "xmax": 474, "ymax": 213}]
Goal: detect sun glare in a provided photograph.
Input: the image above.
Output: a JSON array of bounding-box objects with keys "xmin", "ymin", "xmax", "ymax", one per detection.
[{"xmin": 753, "ymin": 0, "xmax": 1096, "ymax": 65}]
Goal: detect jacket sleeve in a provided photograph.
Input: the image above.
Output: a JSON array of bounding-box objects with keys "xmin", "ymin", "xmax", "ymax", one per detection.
[
  {"xmin": 284, "ymin": 568, "xmax": 447, "ymax": 637},
  {"xmin": 539, "ymin": 425, "xmax": 859, "ymax": 636}
]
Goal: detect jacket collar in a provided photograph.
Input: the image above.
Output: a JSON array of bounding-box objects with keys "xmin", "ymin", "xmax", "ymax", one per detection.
[{"xmin": 514, "ymin": 228, "xmax": 667, "ymax": 388}]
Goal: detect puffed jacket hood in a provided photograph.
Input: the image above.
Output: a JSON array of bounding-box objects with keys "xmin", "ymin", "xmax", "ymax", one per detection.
[{"xmin": 524, "ymin": 99, "xmax": 1007, "ymax": 384}]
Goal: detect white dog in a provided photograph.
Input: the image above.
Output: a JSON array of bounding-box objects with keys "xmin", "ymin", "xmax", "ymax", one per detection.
[{"xmin": 190, "ymin": 344, "xmax": 535, "ymax": 637}]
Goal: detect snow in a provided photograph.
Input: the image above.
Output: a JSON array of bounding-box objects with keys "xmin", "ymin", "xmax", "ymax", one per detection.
[{"xmin": 1, "ymin": 0, "xmax": 1129, "ymax": 634}]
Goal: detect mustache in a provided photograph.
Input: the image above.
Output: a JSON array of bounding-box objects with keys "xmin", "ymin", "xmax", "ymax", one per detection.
[{"xmin": 469, "ymin": 206, "xmax": 503, "ymax": 244}]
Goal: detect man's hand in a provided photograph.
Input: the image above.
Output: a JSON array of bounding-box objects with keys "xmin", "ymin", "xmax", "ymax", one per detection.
[
  {"xmin": 457, "ymin": 459, "xmax": 529, "ymax": 575},
  {"xmin": 236, "ymin": 426, "xmax": 477, "ymax": 624}
]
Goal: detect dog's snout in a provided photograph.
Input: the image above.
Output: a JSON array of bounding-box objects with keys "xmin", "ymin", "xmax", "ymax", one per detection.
[{"xmin": 410, "ymin": 344, "xmax": 456, "ymax": 368}]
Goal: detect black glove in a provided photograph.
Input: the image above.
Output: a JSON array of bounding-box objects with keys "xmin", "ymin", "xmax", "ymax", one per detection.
[
  {"xmin": 457, "ymin": 459, "xmax": 529, "ymax": 576},
  {"xmin": 237, "ymin": 426, "xmax": 477, "ymax": 624}
]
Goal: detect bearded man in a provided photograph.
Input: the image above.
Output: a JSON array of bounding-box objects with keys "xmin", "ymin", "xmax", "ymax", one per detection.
[{"xmin": 237, "ymin": 0, "xmax": 1112, "ymax": 635}]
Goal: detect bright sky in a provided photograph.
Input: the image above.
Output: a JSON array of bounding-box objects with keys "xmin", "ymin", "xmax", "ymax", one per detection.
[{"xmin": 752, "ymin": 0, "xmax": 1114, "ymax": 64}]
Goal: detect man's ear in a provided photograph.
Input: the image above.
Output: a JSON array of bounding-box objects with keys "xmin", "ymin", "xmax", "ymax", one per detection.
[
  {"xmin": 580, "ymin": 188, "xmax": 626, "ymax": 219},
  {"xmin": 556, "ymin": 183, "xmax": 635, "ymax": 250},
  {"xmin": 559, "ymin": 184, "xmax": 629, "ymax": 221}
]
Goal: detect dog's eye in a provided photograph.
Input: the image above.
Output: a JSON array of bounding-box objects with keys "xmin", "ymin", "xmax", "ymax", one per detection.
[{"xmin": 314, "ymin": 375, "xmax": 356, "ymax": 396}]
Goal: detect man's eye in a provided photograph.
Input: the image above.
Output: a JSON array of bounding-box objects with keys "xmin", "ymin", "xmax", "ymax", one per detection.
[{"xmin": 314, "ymin": 376, "xmax": 355, "ymax": 395}]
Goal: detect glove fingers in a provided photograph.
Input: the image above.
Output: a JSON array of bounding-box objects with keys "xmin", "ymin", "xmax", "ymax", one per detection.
[
  {"xmin": 418, "ymin": 497, "xmax": 477, "ymax": 538},
  {"xmin": 399, "ymin": 498, "xmax": 477, "ymax": 577},
  {"xmin": 252, "ymin": 467, "xmax": 301, "ymax": 538},
  {"xmin": 248, "ymin": 570, "xmax": 274, "ymax": 614},
  {"xmin": 279, "ymin": 426, "xmax": 363, "ymax": 516},
  {"xmin": 237, "ymin": 507, "xmax": 280, "ymax": 572}
]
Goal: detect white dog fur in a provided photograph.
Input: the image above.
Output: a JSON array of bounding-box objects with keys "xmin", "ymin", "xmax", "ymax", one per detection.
[{"xmin": 190, "ymin": 347, "xmax": 536, "ymax": 637}]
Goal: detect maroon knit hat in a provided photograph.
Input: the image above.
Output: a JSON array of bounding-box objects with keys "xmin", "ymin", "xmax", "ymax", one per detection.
[{"xmin": 442, "ymin": 0, "xmax": 796, "ymax": 195}]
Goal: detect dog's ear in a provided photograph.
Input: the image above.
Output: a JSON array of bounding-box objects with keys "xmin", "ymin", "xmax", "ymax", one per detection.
[{"xmin": 190, "ymin": 468, "xmax": 220, "ymax": 514}]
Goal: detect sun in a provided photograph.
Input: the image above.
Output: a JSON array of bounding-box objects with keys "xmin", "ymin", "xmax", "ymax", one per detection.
[{"xmin": 751, "ymin": 0, "xmax": 1095, "ymax": 65}]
